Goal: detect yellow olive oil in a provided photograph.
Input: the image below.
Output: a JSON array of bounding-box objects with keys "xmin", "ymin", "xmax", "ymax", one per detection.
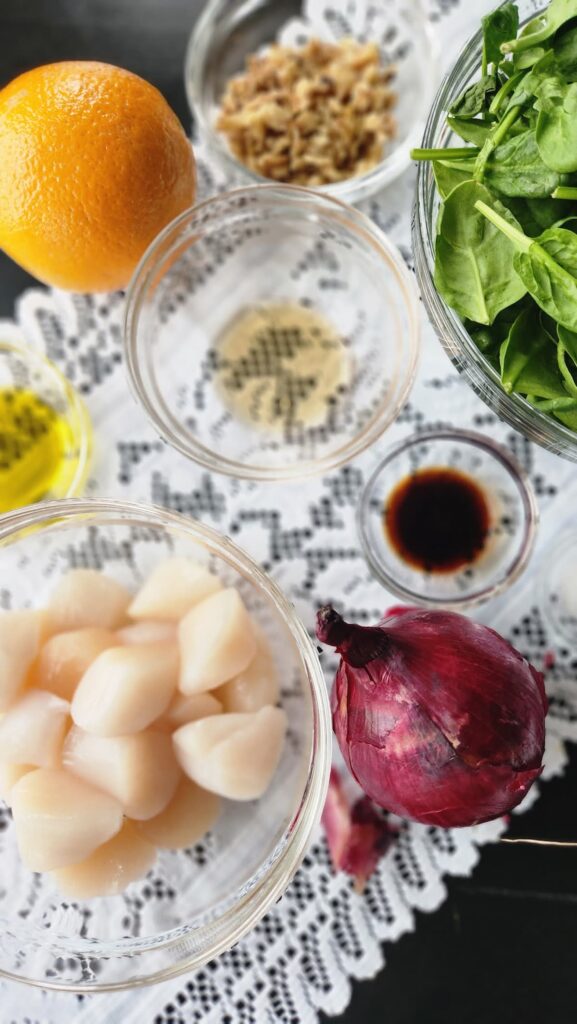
[
  {"xmin": 0, "ymin": 388, "xmax": 86, "ymax": 512},
  {"xmin": 214, "ymin": 302, "xmax": 351, "ymax": 433}
]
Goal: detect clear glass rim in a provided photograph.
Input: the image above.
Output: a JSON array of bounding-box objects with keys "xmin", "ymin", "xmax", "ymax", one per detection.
[
  {"xmin": 412, "ymin": 1, "xmax": 577, "ymax": 462},
  {"xmin": 0, "ymin": 340, "xmax": 92, "ymax": 501},
  {"xmin": 184, "ymin": 0, "xmax": 440, "ymax": 203},
  {"xmin": 124, "ymin": 183, "xmax": 421, "ymax": 482},
  {"xmin": 357, "ymin": 428, "xmax": 539, "ymax": 610},
  {"xmin": 0, "ymin": 497, "xmax": 332, "ymax": 992}
]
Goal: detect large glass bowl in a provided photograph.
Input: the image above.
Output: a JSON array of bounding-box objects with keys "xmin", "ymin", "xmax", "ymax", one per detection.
[
  {"xmin": 124, "ymin": 185, "xmax": 420, "ymax": 481},
  {"xmin": 0, "ymin": 499, "xmax": 331, "ymax": 991},
  {"xmin": 412, "ymin": 0, "xmax": 577, "ymax": 462},
  {"xmin": 185, "ymin": 0, "xmax": 439, "ymax": 204}
]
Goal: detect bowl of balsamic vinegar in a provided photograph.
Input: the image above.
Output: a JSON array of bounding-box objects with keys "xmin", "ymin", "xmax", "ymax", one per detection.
[{"xmin": 358, "ymin": 430, "xmax": 538, "ymax": 610}]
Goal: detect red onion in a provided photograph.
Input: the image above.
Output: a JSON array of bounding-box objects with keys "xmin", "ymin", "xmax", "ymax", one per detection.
[
  {"xmin": 317, "ymin": 606, "xmax": 547, "ymax": 828},
  {"xmin": 322, "ymin": 767, "xmax": 396, "ymax": 890}
]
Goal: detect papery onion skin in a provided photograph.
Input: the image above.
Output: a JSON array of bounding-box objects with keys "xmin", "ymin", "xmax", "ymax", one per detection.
[
  {"xmin": 322, "ymin": 766, "xmax": 396, "ymax": 890},
  {"xmin": 317, "ymin": 606, "xmax": 547, "ymax": 828}
]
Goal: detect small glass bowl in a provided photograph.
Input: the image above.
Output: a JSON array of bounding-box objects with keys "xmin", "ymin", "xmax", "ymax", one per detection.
[
  {"xmin": 0, "ymin": 341, "xmax": 91, "ymax": 511},
  {"xmin": 0, "ymin": 499, "xmax": 331, "ymax": 990},
  {"xmin": 540, "ymin": 532, "xmax": 577, "ymax": 646},
  {"xmin": 358, "ymin": 430, "xmax": 538, "ymax": 609},
  {"xmin": 185, "ymin": 0, "xmax": 439, "ymax": 204},
  {"xmin": 412, "ymin": 0, "xmax": 577, "ymax": 462},
  {"xmin": 124, "ymin": 185, "xmax": 420, "ymax": 481}
]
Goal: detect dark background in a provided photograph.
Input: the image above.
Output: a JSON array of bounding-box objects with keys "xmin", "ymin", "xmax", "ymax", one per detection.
[{"xmin": 1, "ymin": 2, "xmax": 577, "ymax": 1021}]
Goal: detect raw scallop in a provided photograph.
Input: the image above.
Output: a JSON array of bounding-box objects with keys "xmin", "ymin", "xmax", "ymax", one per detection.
[
  {"xmin": 71, "ymin": 644, "xmax": 178, "ymax": 736},
  {"xmin": 11, "ymin": 768, "xmax": 123, "ymax": 871},
  {"xmin": 135, "ymin": 777, "xmax": 220, "ymax": 849},
  {"xmin": 0, "ymin": 763, "xmax": 34, "ymax": 805},
  {"xmin": 0, "ymin": 609, "xmax": 44, "ymax": 710},
  {"xmin": 116, "ymin": 621, "xmax": 176, "ymax": 646},
  {"xmin": 36, "ymin": 628, "xmax": 115, "ymax": 701},
  {"xmin": 48, "ymin": 569, "xmax": 131, "ymax": 633},
  {"xmin": 178, "ymin": 589, "xmax": 257, "ymax": 694},
  {"xmin": 64, "ymin": 727, "xmax": 180, "ymax": 820},
  {"xmin": 159, "ymin": 692, "xmax": 222, "ymax": 731},
  {"xmin": 51, "ymin": 821, "xmax": 156, "ymax": 899},
  {"xmin": 173, "ymin": 706, "xmax": 287, "ymax": 800},
  {"xmin": 128, "ymin": 558, "xmax": 222, "ymax": 621},
  {"xmin": 0, "ymin": 689, "xmax": 69, "ymax": 768},
  {"xmin": 216, "ymin": 639, "xmax": 279, "ymax": 713}
]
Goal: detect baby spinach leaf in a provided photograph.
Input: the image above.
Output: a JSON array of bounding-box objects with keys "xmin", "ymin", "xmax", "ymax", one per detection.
[
  {"xmin": 501, "ymin": 0, "xmax": 577, "ymax": 55},
  {"xmin": 476, "ymin": 200, "xmax": 577, "ymax": 329},
  {"xmin": 507, "ymin": 50, "xmax": 557, "ymax": 109},
  {"xmin": 435, "ymin": 181, "xmax": 527, "ymax": 324},
  {"xmin": 483, "ymin": 4, "xmax": 520, "ymax": 69},
  {"xmin": 449, "ymin": 74, "xmax": 497, "ymax": 118},
  {"xmin": 553, "ymin": 22, "xmax": 577, "ymax": 79},
  {"xmin": 432, "ymin": 162, "xmax": 474, "ymax": 199},
  {"xmin": 500, "ymin": 304, "xmax": 567, "ymax": 397},
  {"xmin": 535, "ymin": 74, "xmax": 577, "ymax": 172},
  {"xmin": 505, "ymin": 196, "xmax": 573, "ymax": 234},
  {"xmin": 448, "ymin": 116, "xmax": 492, "ymax": 146},
  {"xmin": 514, "ymin": 45, "xmax": 548, "ymax": 69},
  {"xmin": 485, "ymin": 128, "xmax": 564, "ymax": 196}
]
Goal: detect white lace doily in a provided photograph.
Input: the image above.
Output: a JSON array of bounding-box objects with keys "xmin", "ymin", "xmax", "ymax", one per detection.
[{"xmin": 1, "ymin": 0, "xmax": 577, "ymax": 1021}]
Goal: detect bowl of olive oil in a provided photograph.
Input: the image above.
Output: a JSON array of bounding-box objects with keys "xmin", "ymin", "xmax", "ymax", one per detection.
[{"xmin": 0, "ymin": 341, "xmax": 91, "ymax": 512}]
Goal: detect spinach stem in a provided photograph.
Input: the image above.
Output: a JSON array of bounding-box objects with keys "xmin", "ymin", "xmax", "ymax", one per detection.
[
  {"xmin": 552, "ymin": 186, "xmax": 577, "ymax": 199},
  {"xmin": 474, "ymin": 199, "xmax": 532, "ymax": 252},
  {"xmin": 473, "ymin": 106, "xmax": 521, "ymax": 180},
  {"xmin": 488, "ymin": 70, "xmax": 524, "ymax": 114},
  {"xmin": 530, "ymin": 396, "xmax": 577, "ymax": 411},
  {"xmin": 557, "ymin": 344, "xmax": 577, "ymax": 396},
  {"xmin": 410, "ymin": 147, "xmax": 478, "ymax": 161}
]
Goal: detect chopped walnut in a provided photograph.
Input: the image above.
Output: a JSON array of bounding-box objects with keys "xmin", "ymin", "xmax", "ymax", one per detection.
[{"xmin": 216, "ymin": 37, "xmax": 397, "ymax": 186}]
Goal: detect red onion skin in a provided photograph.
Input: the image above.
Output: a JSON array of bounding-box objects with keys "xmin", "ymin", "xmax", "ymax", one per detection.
[
  {"xmin": 322, "ymin": 767, "xmax": 396, "ymax": 890},
  {"xmin": 320, "ymin": 607, "xmax": 547, "ymax": 828}
]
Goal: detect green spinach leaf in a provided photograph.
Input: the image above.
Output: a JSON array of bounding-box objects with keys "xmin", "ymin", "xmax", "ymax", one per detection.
[
  {"xmin": 535, "ymin": 74, "xmax": 577, "ymax": 172},
  {"xmin": 485, "ymin": 128, "xmax": 564, "ymax": 196},
  {"xmin": 483, "ymin": 4, "xmax": 520, "ymax": 69},
  {"xmin": 449, "ymin": 75, "xmax": 497, "ymax": 119},
  {"xmin": 476, "ymin": 200, "xmax": 577, "ymax": 330},
  {"xmin": 447, "ymin": 116, "xmax": 492, "ymax": 146},
  {"xmin": 501, "ymin": 0, "xmax": 577, "ymax": 55},
  {"xmin": 435, "ymin": 181, "xmax": 527, "ymax": 324},
  {"xmin": 553, "ymin": 22, "xmax": 577, "ymax": 78},
  {"xmin": 500, "ymin": 304, "xmax": 567, "ymax": 397},
  {"xmin": 432, "ymin": 162, "xmax": 474, "ymax": 199}
]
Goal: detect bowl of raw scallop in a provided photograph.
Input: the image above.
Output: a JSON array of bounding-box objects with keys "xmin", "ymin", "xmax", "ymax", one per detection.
[
  {"xmin": 413, "ymin": 0, "xmax": 577, "ymax": 462},
  {"xmin": 0, "ymin": 498, "xmax": 331, "ymax": 991}
]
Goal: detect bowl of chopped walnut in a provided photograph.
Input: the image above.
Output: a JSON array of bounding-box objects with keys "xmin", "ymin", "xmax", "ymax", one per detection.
[{"xmin": 185, "ymin": 0, "xmax": 439, "ymax": 204}]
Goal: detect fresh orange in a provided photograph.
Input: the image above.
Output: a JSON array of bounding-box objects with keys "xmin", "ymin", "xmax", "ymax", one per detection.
[{"xmin": 0, "ymin": 61, "xmax": 196, "ymax": 292}]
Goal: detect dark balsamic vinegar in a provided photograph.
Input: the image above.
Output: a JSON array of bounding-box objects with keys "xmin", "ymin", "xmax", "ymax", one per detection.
[{"xmin": 384, "ymin": 468, "xmax": 490, "ymax": 574}]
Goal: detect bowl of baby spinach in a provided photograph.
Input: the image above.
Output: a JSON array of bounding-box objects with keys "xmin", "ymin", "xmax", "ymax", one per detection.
[{"xmin": 412, "ymin": 0, "xmax": 577, "ymax": 460}]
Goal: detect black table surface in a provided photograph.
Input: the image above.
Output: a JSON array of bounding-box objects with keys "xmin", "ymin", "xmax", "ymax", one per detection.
[{"xmin": 2, "ymin": 3, "xmax": 577, "ymax": 1022}]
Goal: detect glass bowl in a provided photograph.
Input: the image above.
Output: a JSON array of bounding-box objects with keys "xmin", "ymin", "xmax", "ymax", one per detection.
[
  {"xmin": 0, "ymin": 498, "xmax": 331, "ymax": 991},
  {"xmin": 0, "ymin": 340, "xmax": 91, "ymax": 511},
  {"xmin": 412, "ymin": 0, "xmax": 577, "ymax": 462},
  {"xmin": 124, "ymin": 185, "xmax": 420, "ymax": 481},
  {"xmin": 358, "ymin": 429, "xmax": 538, "ymax": 609},
  {"xmin": 185, "ymin": 0, "xmax": 439, "ymax": 204}
]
